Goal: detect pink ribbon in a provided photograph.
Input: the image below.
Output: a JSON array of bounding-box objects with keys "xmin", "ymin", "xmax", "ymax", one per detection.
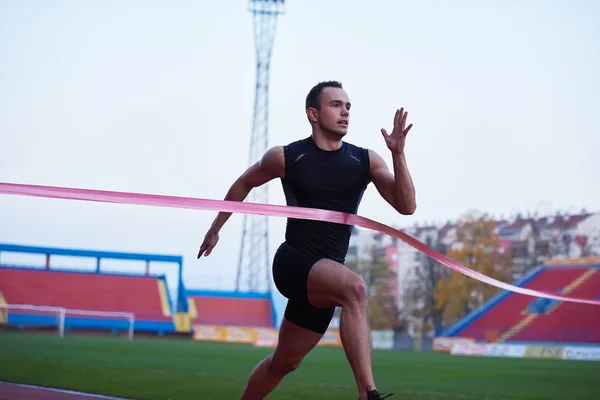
[{"xmin": 1, "ymin": 182, "xmax": 599, "ymax": 306}]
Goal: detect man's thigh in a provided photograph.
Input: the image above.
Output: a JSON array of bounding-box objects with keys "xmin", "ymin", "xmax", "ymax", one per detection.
[{"xmin": 306, "ymin": 258, "xmax": 365, "ymax": 309}]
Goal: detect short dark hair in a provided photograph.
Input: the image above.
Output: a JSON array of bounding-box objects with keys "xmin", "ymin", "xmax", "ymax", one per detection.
[{"xmin": 305, "ymin": 80, "xmax": 343, "ymax": 111}]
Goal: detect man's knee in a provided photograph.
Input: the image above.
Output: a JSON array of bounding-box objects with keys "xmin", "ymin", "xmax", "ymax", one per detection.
[
  {"xmin": 345, "ymin": 276, "xmax": 368, "ymax": 308},
  {"xmin": 307, "ymin": 259, "xmax": 370, "ymax": 308},
  {"xmin": 270, "ymin": 354, "xmax": 302, "ymax": 375}
]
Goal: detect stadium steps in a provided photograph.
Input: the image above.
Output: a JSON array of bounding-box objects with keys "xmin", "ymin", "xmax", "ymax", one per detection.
[
  {"xmin": 562, "ymin": 269, "xmax": 596, "ymax": 294},
  {"xmin": 445, "ymin": 267, "xmax": 581, "ymax": 340},
  {"xmin": 544, "ymin": 269, "xmax": 596, "ymax": 315},
  {"xmin": 499, "ymin": 314, "xmax": 537, "ymax": 342},
  {"xmin": 0, "ymin": 291, "xmax": 6, "ymax": 324},
  {"xmin": 513, "ymin": 267, "xmax": 600, "ymax": 343},
  {"xmin": 157, "ymin": 280, "xmax": 172, "ymax": 317},
  {"xmin": 187, "ymin": 296, "xmax": 198, "ymax": 319},
  {"xmin": 500, "ymin": 268, "xmax": 597, "ymax": 342},
  {"xmin": 173, "ymin": 312, "xmax": 192, "ymax": 332}
]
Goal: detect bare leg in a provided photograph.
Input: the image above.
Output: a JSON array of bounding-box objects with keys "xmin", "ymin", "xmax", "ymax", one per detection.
[
  {"xmin": 238, "ymin": 318, "xmax": 323, "ymax": 400},
  {"xmin": 307, "ymin": 259, "xmax": 375, "ymax": 400},
  {"xmin": 339, "ymin": 299, "xmax": 374, "ymax": 395}
]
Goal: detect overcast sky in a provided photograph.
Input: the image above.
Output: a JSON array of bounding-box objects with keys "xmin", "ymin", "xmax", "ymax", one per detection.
[{"xmin": 1, "ymin": 0, "xmax": 598, "ymax": 299}]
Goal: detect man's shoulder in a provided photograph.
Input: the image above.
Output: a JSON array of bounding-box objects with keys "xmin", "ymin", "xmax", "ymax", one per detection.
[
  {"xmin": 284, "ymin": 137, "xmax": 310, "ymax": 149},
  {"xmin": 282, "ymin": 137, "xmax": 311, "ymax": 157},
  {"xmin": 343, "ymin": 140, "xmax": 367, "ymax": 151},
  {"xmin": 342, "ymin": 140, "xmax": 371, "ymax": 160}
]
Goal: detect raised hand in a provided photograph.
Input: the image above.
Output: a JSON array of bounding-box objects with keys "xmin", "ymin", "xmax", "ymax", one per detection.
[
  {"xmin": 380, "ymin": 107, "xmax": 413, "ymax": 156},
  {"xmin": 197, "ymin": 229, "xmax": 219, "ymax": 258}
]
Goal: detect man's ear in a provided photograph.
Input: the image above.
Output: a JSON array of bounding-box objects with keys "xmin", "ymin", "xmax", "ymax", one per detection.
[{"xmin": 306, "ymin": 107, "xmax": 318, "ymax": 123}]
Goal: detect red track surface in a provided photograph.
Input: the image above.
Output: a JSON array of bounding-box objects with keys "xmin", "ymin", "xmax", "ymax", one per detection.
[{"xmin": 0, "ymin": 382, "xmax": 129, "ymax": 400}]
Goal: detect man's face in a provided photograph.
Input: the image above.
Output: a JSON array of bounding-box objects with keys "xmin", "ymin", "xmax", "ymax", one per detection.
[{"xmin": 311, "ymin": 87, "xmax": 351, "ymax": 137}]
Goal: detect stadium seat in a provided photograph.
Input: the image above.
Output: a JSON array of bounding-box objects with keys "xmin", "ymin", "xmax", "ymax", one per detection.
[
  {"xmin": 445, "ymin": 266, "xmax": 600, "ymax": 344},
  {"xmin": 0, "ymin": 267, "xmax": 173, "ymax": 322},
  {"xmin": 188, "ymin": 292, "xmax": 273, "ymax": 328}
]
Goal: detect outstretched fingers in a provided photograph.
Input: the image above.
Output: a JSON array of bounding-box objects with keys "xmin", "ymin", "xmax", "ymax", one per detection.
[
  {"xmin": 197, "ymin": 244, "xmax": 206, "ymax": 258},
  {"xmin": 397, "ymin": 108, "xmax": 413, "ymax": 136},
  {"xmin": 393, "ymin": 107, "xmax": 411, "ymax": 131},
  {"xmin": 197, "ymin": 240, "xmax": 213, "ymax": 258}
]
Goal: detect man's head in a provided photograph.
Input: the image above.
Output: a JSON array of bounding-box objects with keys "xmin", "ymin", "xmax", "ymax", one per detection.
[{"xmin": 305, "ymin": 80, "xmax": 351, "ymax": 137}]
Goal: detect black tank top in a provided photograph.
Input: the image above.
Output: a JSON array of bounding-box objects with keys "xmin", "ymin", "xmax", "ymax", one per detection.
[{"xmin": 281, "ymin": 136, "xmax": 371, "ymax": 263}]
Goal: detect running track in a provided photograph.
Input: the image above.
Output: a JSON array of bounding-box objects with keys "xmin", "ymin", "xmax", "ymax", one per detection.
[{"xmin": 0, "ymin": 382, "xmax": 130, "ymax": 400}]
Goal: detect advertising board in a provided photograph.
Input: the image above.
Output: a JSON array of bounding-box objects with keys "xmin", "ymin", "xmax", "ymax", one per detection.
[
  {"xmin": 433, "ymin": 337, "xmax": 474, "ymax": 353},
  {"xmin": 523, "ymin": 345, "xmax": 565, "ymax": 359},
  {"xmin": 372, "ymin": 330, "xmax": 394, "ymax": 350},
  {"xmin": 193, "ymin": 324, "xmax": 342, "ymax": 347},
  {"xmin": 451, "ymin": 342, "xmax": 600, "ymax": 362},
  {"xmin": 562, "ymin": 346, "xmax": 600, "ymax": 361}
]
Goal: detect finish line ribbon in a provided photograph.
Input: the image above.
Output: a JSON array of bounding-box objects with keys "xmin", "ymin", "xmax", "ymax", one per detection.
[{"xmin": 1, "ymin": 182, "xmax": 599, "ymax": 306}]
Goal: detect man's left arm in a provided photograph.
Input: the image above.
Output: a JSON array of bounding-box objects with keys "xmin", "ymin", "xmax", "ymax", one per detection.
[
  {"xmin": 369, "ymin": 149, "xmax": 416, "ymax": 215},
  {"xmin": 368, "ymin": 107, "xmax": 417, "ymax": 215}
]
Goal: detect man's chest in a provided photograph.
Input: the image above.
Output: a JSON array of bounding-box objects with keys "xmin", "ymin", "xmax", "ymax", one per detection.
[{"xmin": 288, "ymin": 154, "xmax": 368, "ymax": 199}]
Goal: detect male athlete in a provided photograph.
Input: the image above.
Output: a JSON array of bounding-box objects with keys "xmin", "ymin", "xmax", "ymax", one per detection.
[{"xmin": 198, "ymin": 81, "xmax": 416, "ymax": 400}]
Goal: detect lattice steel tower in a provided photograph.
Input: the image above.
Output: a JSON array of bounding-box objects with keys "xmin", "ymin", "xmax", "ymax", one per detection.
[{"xmin": 235, "ymin": 0, "xmax": 285, "ymax": 293}]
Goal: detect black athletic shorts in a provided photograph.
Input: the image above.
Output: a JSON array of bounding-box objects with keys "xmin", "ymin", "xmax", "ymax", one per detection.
[{"xmin": 272, "ymin": 242, "xmax": 336, "ymax": 334}]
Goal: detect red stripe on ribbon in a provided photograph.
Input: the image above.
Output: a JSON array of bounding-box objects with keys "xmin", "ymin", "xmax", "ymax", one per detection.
[{"xmin": 1, "ymin": 182, "xmax": 599, "ymax": 306}]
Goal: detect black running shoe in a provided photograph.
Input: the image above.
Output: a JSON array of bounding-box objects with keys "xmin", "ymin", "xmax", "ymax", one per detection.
[{"xmin": 367, "ymin": 386, "xmax": 393, "ymax": 399}]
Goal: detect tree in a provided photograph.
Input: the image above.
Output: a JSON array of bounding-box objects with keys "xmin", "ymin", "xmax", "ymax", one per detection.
[
  {"xmin": 403, "ymin": 234, "xmax": 448, "ymax": 336},
  {"xmin": 434, "ymin": 210, "xmax": 512, "ymax": 326},
  {"xmin": 346, "ymin": 244, "xmax": 408, "ymax": 331}
]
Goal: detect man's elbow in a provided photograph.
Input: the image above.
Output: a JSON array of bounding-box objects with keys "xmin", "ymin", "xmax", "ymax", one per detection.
[
  {"xmin": 232, "ymin": 175, "xmax": 255, "ymax": 197},
  {"xmin": 399, "ymin": 207, "xmax": 416, "ymax": 216},
  {"xmin": 396, "ymin": 201, "xmax": 416, "ymax": 215}
]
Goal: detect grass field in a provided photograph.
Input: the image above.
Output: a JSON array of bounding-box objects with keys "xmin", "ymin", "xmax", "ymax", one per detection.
[{"xmin": 0, "ymin": 332, "xmax": 599, "ymax": 400}]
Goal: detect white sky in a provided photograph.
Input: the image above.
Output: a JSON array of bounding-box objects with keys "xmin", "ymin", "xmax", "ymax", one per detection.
[{"xmin": 1, "ymin": 0, "xmax": 599, "ymax": 298}]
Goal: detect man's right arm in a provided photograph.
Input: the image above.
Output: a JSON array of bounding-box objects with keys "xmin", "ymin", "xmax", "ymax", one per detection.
[
  {"xmin": 208, "ymin": 145, "xmax": 284, "ymax": 232},
  {"xmin": 198, "ymin": 146, "xmax": 285, "ymax": 258}
]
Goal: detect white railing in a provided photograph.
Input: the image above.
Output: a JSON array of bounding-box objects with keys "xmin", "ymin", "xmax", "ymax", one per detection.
[{"xmin": 0, "ymin": 303, "xmax": 135, "ymax": 340}]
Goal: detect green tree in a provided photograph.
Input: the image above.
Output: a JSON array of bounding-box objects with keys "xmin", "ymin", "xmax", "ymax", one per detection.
[{"xmin": 434, "ymin": 210, "xmax": 512, "ymax": 326}]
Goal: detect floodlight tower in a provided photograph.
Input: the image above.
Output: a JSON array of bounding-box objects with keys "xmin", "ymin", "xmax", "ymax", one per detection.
[{"xmin": 235, "ymin": 0, "xmax": 285, "ymax": 293}]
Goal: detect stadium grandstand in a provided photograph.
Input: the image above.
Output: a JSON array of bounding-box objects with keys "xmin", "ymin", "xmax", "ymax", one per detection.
[
  {"xmin": 0, "ymin": 243, "xmax": 279, "ymax": 339},
  {"xmin": 187, "ymin": 289, "xmax": 276, "ymax": 328},
  {"xmin": 440, "ymin": 257, "xmax": 600, "ymax": 345}
]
